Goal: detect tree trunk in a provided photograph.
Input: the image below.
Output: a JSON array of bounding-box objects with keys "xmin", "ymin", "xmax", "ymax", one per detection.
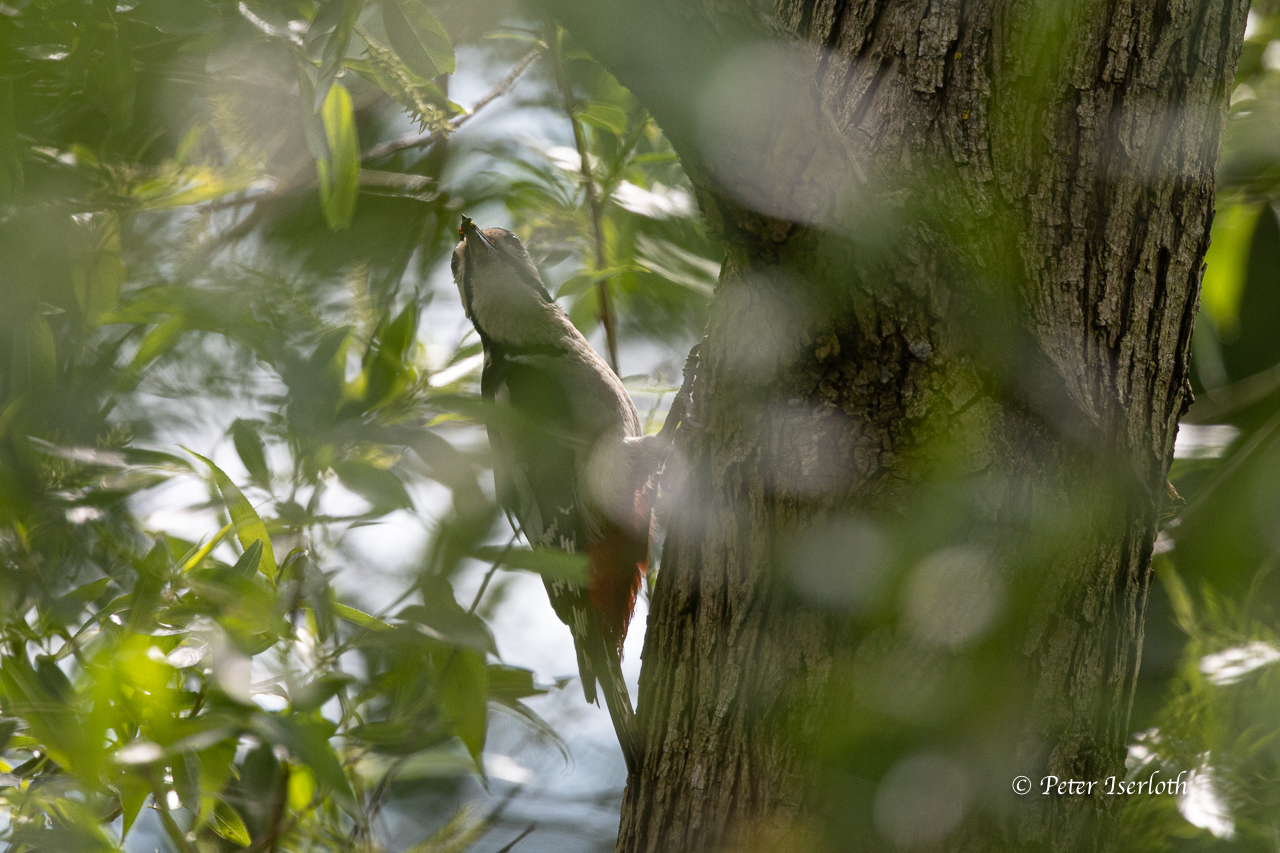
[{"xmin": 542, "ymin": 0, "xmax": 1248, "ymax": 849}]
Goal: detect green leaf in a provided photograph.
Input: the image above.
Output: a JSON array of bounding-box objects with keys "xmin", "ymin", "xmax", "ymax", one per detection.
[
  {"xmin": 344, "ymin": 54, "xmax": 449, "ymax": 116},
  {"xmin": 471, "ymin": 545, "xmax": 588, "ymax": 584},
  {"xmin": 91, "ymin": 37, "xmax": 136, "ymax": 131},
  {"xmin": 171, "ymin": 751, "xmax": 201, "ymax": 815},
  {"xmin": 332, "ymin": 601, "xmax": 393, "ymax": 632},
  {"xmin": 179, "ymin": 522, "xmax": 234, "ymax": 573},
  {"xmin": 0, "ymin": 718, "xmax": 18, "ymax": 751},
  {"xmin": 12, "ymin": 314, "xmax": 57, "ymax": 396},
  {"xmin": 440, "ymin": 649, "xmax": 488, "ymax": 764},
  {"xmin": 1155, "ymin": 554, "xmax": 1196, "ymax": 637},
  {"xmin": 555, "ymin": 264, "xmax": 636, "ymax": 298},
  {"xmin": 75, "ymin": 215, "xmax": 123, "ymax": 326},
  {"xmin": 311, "ymin": 0, "xmax": 363, "ymax": 109},
  {"xmin": 334, "ymin": 459, "xmax": 413, "ymax": 513},
  {"xmin": 231, "ymin": 540, "xmax": 264, "ymax": 577},
  {"xmin": 1202, "ymin": 201, "xmax": 1265, "ymax": 339},
  {"xmin": 136, "ymin": 317, "xmax": 186, "ymax": 364},
  {"xmin": 316, "ymin": 83, "xmax": 360, "ymax": 230},
  {"xmin": 49, "ymin": 577, "xmax": 112, "ymax": 625},
  {"xmin": 307, "ymin": 0, "xmax": 347, "ymax": 50},
  {"xmin": 576, "ymin": 101, "xmax": 628, "ymax": 136},
  {"xmin": 400, "ymin": 575, "xmax": 497, "ymax": 655},
  {"xmin": 60, "ymin": 577, "xmax": 112, "ymax": 607},
  {"xmin": 128, "ymin": 0, "xmax": 220, "ymax": 36},
  {"xmin": 231, "ymin": 419, "xmax": 271, "ymax": 488},
  {"xmin": 118, "ymin": 776, "xmax": 149, "ymax": 838},
  {"xmin": 210, "ymin": 799, "xmax": 251, "ymax": 846},
  {"xmin": 292, "ymin": 674, "xmax": 353, "ymax": 713},
  {"xmin": 187, "ymin": 451, "xmax": 277, "ymax": 578},
  {"xmin": 383, "ymin": 0, "xmax": 456, "ymax": 78},
  {"xmin": 35, "ymin": 656, "xmax": 74, "ymax": 704},
  {"xmin": 486, "ymin": 664, "xmax": 546, "ymax": 703},
  {"xmin": 251, "ymin": 713, "xmax": 356, "ymax": 811},
  {"xmin": 363, "ymin": 302, "xmax": 419, "ymax": 407}
]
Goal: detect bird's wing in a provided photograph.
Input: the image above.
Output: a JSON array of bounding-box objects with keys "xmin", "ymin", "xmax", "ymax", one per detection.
[
  {"xmin": 482, "ymin": 347, "xmax": 597, "ymax": 551},
  {"xmin": 482, "ymin": 348, "xmax": 602, "ymax": 694},
  {"xmin": 481, "ymin": 345, "xmax": 643, "ymax": 771}
]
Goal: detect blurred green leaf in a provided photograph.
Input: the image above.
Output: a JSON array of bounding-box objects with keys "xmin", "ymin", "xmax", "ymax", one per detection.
[
  {"xmin": 472, "ymin": 545, "xmax": 589, "ymax": 584},
  {"xmin": 180, "ymin": 522, "xmax": 234, "ymax": 573},
  {"xmin": 128, "ymin": 0, "xmax": 220, "ymax": 35},
  {"xmin": 363, "ymin": 302, "xmax": 419, "ymax": 407},
  {"xmin": 486, "ymin": 664, "xmax": 546, "ymax": 703},
  {"xmin": 187, "ymin": 450, "xmax": 278, "ymax": 579},
  {"xmin": 383, "ymin": 0, "xmax": 456, "ymax": 79},
  {"xmin": 232, "ymin": 419, "xmax": 272, "ymax": 489},
  {"xmin": 91, "ymin": 36, "xmax": 136, "ymax": 131},
  {"xmin": 0, "ymin": 718, "xmax": 19, "ymax": 752},
  {"xmin": 119, "ymin": 316, "xmax": 185, "ymax": 388},
  {"xmin": 1203, "ymin": 202, "xmax": 1265, "ymax": 339},
  {"xmin": 232, "ymin": 539, "xmax": 264, "ymax": 577},
  {"xmin": 75, "ymin": 215, "xmax": 123, "ymax": 326},
  {"xmin": 210, "ymin": 798, "xmax": 252, "ymax": 846},
  {"xmin": 48, "ymin": 578, "xmax": 112, "ymax": 625},
  {"xmin": 334, "ymin": 459, "xmax": 414, "ymax": 513},
  {"xmin": 252, "ymin": 712, "xmax": 356, "ymax": 811},
  {"xmin": 12, "ymin": 314, "xmax": 57, "ymax": 396},
  {"xmin": 439, "ymin": 649, "xmax": 488, "ymax": 764},
  {"xmin": 316, "ymin": 83, "xmax": 361, "ymax": 230},
  {"xmin": 332, "ymin": 601, "xmax": 394, "ymax": 632},
  {"xmin": 118, "ymin": 776, "xmax": 150, "ymax": 837},
  {"xmin": 292, "ymin": 674, "xmax": 353, "ymax": 713},
  {"xmin": 312, "ymin": 0, "xmax": 362, "ymax": 108},
  {"xmin": 401, "ymin": 575, "xmax": 497, "ymax": 655},
  {"xmin": 576, "ymin": 101, "xmax": 628, "ymax": 135}
]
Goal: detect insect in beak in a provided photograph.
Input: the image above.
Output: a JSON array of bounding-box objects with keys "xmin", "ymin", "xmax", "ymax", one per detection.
[{"xmin": 460, "ymin": 216, "xmax": 495, "ymax": 251}]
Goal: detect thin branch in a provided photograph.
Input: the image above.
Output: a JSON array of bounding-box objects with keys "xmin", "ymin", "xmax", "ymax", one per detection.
[
  {"xmin": 470, "ymin": 48, "xmax": 542, "ymax": 118},
  {"xmin": 469, "ymin": 530, "xmax": 520, "ymax": 615},
  {"xmin": 241, "ymin": 792, "xmax": 325, "ymax": 853},
  {"xmin": 545, "ymin": 22, "xmax": 620, "ymax": 374},
  {"xmin": 263, "ymin": 762, "xmax": 291, "ymax": 853},
  {"xmin": 201, "ymin": 170, "xmax": 435, "ymax": 215},
  {"xmin": 363, "ymin": 755, "xmax": 410, "ymax": 837},
  {"xmin": 494, "ymin": 823, "xmax": 537, "ymax": 853},
  {"xmin": 361, "ymin": 48, "xmax": 540, "ymax": 163},
  {"xmin": 186, "ymin": 678, "xmax": 207, "ymax": 719}
]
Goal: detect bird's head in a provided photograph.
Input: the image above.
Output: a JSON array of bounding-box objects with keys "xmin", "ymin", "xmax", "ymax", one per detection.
[{"xmin": 451, "ymin": 218, "xmax": 556, "ymax": 343}]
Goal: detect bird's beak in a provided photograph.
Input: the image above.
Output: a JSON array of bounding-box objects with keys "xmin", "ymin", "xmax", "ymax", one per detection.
[{"xmin": 460, "ymin": 216, "xmax": 495, "ymax": 252}]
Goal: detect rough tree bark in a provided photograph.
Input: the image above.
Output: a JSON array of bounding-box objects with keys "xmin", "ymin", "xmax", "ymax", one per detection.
[{"xmin": 541, "ymin": 0, "xmax": 1248, "ymax": 849}]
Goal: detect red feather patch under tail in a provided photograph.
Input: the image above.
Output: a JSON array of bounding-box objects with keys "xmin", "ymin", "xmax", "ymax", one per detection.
[{"xmin": 587, "ymin": 520, "xmax": 647, "ymax": 657}]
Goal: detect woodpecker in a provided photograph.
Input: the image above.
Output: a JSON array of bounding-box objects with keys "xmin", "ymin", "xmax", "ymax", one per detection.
[{"xmin": 451, "ymin": 217, "xmax": 653, "ymax": 772}]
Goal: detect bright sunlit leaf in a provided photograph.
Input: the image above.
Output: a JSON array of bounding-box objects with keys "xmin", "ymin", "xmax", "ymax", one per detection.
[
  {"xmin": 1202, "ymin": 201, "xmax": 1265, "ymax": 339},
  {"xmin": 316, "ymin": 83, "xmax": 360, "ymax": 230},
  {"xmin": 186, "ymin": 450, "xmax": 278, "ymax": 578}
]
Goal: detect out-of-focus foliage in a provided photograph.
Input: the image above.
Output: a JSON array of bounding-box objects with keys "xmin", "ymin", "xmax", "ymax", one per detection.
[
  {"xmin": 1117, "ymin": 0, "xmax": 1280, "ymax": 847},
  {"xmin": 0, "ymin": 0, "xmax": 713, "ymax": 849},
  {"xmin": 21, "ymin": 0, "xmax": 1280, "ymax": 847}
]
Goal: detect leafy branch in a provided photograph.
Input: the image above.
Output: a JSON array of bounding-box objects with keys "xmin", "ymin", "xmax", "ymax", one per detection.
[{"xmin": 545, "ymin": 22, "xmax": 621, "ymax": 374}]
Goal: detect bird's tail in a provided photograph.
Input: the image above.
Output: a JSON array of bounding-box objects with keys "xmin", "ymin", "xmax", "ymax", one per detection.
[{"xmin": 583, "ymin": 633, "xmax": 640, "ymax": 775}]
